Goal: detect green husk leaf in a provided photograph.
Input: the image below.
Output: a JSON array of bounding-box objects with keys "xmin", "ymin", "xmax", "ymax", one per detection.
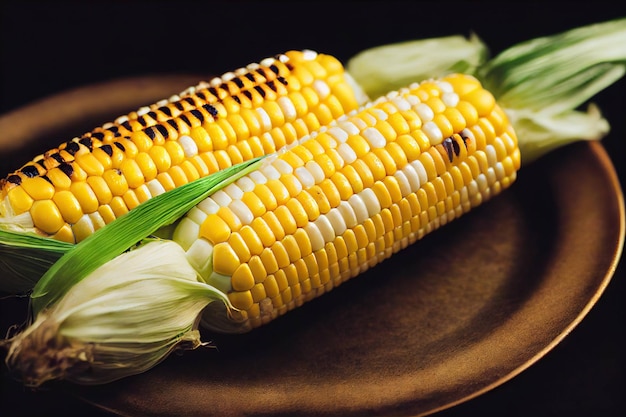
[
  {"xmin": 476, "ymin": 17, "xmax": 626, "ymax": 163},
  {"xmin": 0, "ymin": 229, "xmax": 73, "ymax": 294},
  {"xmin": 30, "ymin": 156, "xmax": 265, "ymax": 314},
  {"xmin": 346, "ymin": 33, "xmax": 489, "ymax": 99},
  {"xmin": 5, "ymin": 240, "xmax": 230, "ymax": 386}
]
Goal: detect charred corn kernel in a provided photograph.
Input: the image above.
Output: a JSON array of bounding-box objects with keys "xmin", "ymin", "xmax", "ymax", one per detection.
[
  {"xmin": 174, "ymin": 74, "xmax": 520, "ymax": 333},
  {"xmin": 0, "ymin": 50, "xmax": 366, "ymax": 242}
]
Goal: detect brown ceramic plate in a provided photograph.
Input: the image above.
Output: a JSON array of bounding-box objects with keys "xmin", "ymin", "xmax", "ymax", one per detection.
[{"xmin": 1, "ymin": 76, "xmax": 624, "ymax": 417}]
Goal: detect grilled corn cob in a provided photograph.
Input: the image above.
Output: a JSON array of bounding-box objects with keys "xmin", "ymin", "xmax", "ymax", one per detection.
[{"xmin": 0, "ymin": 50, "xmax": 366, "ymax": 244}]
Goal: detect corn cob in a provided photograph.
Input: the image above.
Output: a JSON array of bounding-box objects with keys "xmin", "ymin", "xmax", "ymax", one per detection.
[
  {"xmin": 0, "ymin": 50, "xmax": 366, "ymax": 243},
  {"xmin": 170, "ymin": 73, "xmax": 520, "ymax": 332}
]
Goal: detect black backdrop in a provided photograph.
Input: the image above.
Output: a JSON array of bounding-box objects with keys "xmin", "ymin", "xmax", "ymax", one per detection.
[{"xmin": 0, "ymin": 1, "xmax": 625, "ymax": 416}]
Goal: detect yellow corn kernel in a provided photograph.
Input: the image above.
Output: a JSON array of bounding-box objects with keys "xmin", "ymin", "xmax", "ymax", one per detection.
[
  {"xmin": 46, "ymin": 167, "xmax": 72, "ymax": 190},
  {"xmin": 296, "ymin": 191, "xmax": 320, "ymax": 221},
  {"xmin": 212, "ymin": 243, "xmax": 241, "ymax": 276},
  {"xmin": 20, "ymin": 177, "xmax": 55, "ymax": 201},
  {"xmin": 239, "ymin": 225, "xmax": 265, "ymax": 256},
  {"xmin": 250, "ymin": 283, "xmax": 267, "ymax": 303},
  {"xmin": 97, "ymin": 204, "xmax": 116, "ymax": 225},
  {"xmin": 69, "ymin": 182, "xmax": 99, "ymax": 214},
  {"xmin": 51, "ymin": 223, "xmax": 74, "ymax": 243},
  {"xmin": 30, "ymin": 200, "xmax": 64, "ymax": 234},
  {"xmin": 200, "ymin": 213, "xmax": 231, "ymax": 244},
  {"xmin": 52, "ymin": 190, "xmax": 83, "ymax": 224},
  {"xmin": 260, "ymin": 248, "xmax": 279, "ymax": 275},
  {"xmin": 75, "ymin": 153, "xmax": 104, "ymax": 177},
  {"xmin": 265, "ymin": 179, "xmax": 291, "ymax": 205},
  {"xmin": 372, "ymin": 148, "xmax": 397, "ymax": 176},
  {"xmin": 254, "ymin": 183, "xmax": 278, "ymax": 212},
  {"xmin": 248, "ymin": 256, "xmax": 267, "ymax": 283},
  {"xmin": 147, "ymin": 146, "xmax": 171, "ymax": 173},
  {"xmin": 464, "ymin": 87, "xmax": 496, "ymax": 118},
  {"xmin": 135, "ymin": 152, "xmax": 158, "ymax": 182},
  {"xmin": 109, "ymin": 196, "xmax": 129, "ymax": 218},
  {"xmin": 228, "ymin": 232, "xmax": 252, "ymax": 263},
  {"xmin": 274, "ymin": 205, "xmax": 298, "ymax": 235},
  {"xmin": 86, "ymin": 176, "xmax": 113, "ymax": 205},
  {"xmin": 270, "ymin": 241, "xmax": 291, "ymax": 269},
  {"xmin": 130, "ymin": 131, "xmax": 153, "ymax": 152},
  {"xmin": 122, "ymin": 190, "xmax": 140, "ymax": 210},
  {"xmin": 229, "ymin": 291, "xmax": 253, "ymax": 311},
  {"xmin": 251, "ymin": 217, "xmax": 276, "ymax": 247},
  {"xmin": 262, "ymin": 210, "xmax": 285, "ymax": 241},
  {"xmin": 351, "ymin": 159, "xmax": 375, "ymax": 190}
]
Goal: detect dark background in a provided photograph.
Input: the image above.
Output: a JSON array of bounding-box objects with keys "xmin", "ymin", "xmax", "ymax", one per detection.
[{"xmin": 0, "ymin": 1, "xmax": 624, "ymax": 416}]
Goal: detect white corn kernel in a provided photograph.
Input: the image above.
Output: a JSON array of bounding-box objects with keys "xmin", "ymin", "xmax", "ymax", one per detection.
[
  {"xmin": 229, "ymin": 199, "xmax": 254, "ymax": 225},
  {"xmin": 359, "ymin": 188, "xmax": 382, "ymax": 217},
  {"xmin": 179, "ymin": 135, "xmax": 199, "ymax": 157},
  {"xmin": 362, "ymin": 127, "xmax": 386, "ymax": 148},
  {"xmin": 337, "ymin": 201, "xmax": 358, "ymax": 228},
  {"xmin": 348, "ymin": 194, "xmax": 369, "ymax": 224},
  {"xmin": 295, "ymin": 166, "xmax": 315, "ymax": 189},
  {"xmin": 304, "ymin": 222, "xmax": 325, "ymax": 251},
  {"xmin": 173, "ymin": 217, "xmax": 200, "ymax": 251},
  {"xmin": 415, "ymin": 102, "xmax": 434, "ymax": 122},
  {"xmin": 278, "ymin": 97, "xmax": 297, "ymax": 121},
  {"xmin": 422, "ymin": 121, "xmax": 443, "ymax": 144},
  {"xmin": 197, "ymin": 197, "xmax": 221, "ymax": 215},
  {"xmin": 314, "ymin": 215, "xmax": 336, "ymax": 243},
  {"xmin": 327, "ymin": 126, "xmax": 349, "ymax": 143},
  {"xmin": 211, "ymin": 190, "xmax": 231, "ymax": 207},
  {"xmin": 224, "ymin": 183, "xmax": 244, "ymax": 200},
  {"xmin": 326, "ymin": 208, "xmax": 347, "ymax": 236},
  {"xmin": 304, "ymin": 160, "xmax": 325, "ymax": 184},
  {"xmin": 146, "ymin": 179, "xmax": 166, "ymax": 197}
]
